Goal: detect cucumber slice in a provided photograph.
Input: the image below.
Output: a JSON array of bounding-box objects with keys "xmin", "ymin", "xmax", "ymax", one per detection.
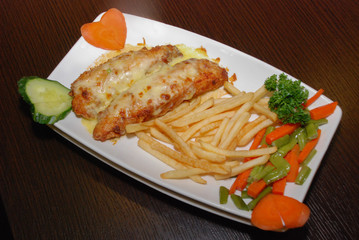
[{"xmin": 18, "ymin": 76, "xmax": 72, "ymax": 124}]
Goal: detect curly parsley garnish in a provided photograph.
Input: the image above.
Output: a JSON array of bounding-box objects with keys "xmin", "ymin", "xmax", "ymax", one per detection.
[{"xmin": 265, "ymin": 73, "xmax": 310, "ymax": 125}]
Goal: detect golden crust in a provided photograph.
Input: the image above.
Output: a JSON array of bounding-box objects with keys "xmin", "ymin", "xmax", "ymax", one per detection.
[{"xmin": 93, "ymin": 58, "xmax": 228, "ymax": 141}]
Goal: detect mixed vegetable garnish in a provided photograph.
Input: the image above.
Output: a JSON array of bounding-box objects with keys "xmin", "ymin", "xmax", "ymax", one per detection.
[{"xmin": 219, "ymin": 74, "xmax": 338, "ymax": 231}]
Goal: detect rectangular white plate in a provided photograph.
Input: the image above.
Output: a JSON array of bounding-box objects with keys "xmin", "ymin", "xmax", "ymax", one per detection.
[{"xmin": 48, "ymin": 13, "xmax": 342, "ymax": 226}]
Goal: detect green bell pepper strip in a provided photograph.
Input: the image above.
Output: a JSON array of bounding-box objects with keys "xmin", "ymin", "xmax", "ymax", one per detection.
[
  {"xmin": 277, "ymin": 134, "xmax": 298, "ymax": 156},
  {"xmin": 295, "ymin": 165, "xmax": 312, "ymax": 185},
  {"xmin": 305, "ymin": 122, "xmax": 318, "ymax": 140},
  {"xmin": 269, "ymin": 153, "xmax": 291, "ymax": 172},
  {"xmin": 301, "ymin": 149, "xmax": 317, "ymax": 166},
  {"xmin": 263, "ymin": 167, "xmax": 288, "ymax": 185},
  {"xmin": 231, "ymin": 194, "xmax": 249, "ymax": 211},
  {"xmin": 296, "ymin": 128, "xmax": 307, "ymax": 151},
  {"xmin": 219, "ymin": 186, "xmax": 229, "ymax": 204},
  {"xmin": 247, "ymin": 165, "xmax": 264, "ymax": 183},
  {"xmin": 272, "ymin": 134, "xmax": 290, "ymax": 148},
  {"xmin": 247, "ymin": 186, "xmax": 272, "ymax": 210},
  {"xmin": 308, "ymin": 118, "xmax": 328, "ymax": 127},
  {"xmin": 252, "ymin": 165, "xmax": 275, "ymax": 182}
]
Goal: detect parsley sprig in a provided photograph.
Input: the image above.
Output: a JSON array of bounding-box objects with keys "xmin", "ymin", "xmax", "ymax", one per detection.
[{"xmin": 265, "ymin": 74, "xmax": 310, "ymax": 125}]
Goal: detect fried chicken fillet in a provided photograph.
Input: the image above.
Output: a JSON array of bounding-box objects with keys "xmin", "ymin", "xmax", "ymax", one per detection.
[
  {"xmin": 70, "ymin": 45, "xmax": 183, "ymax": 119},
  {"xmin": 93, "ymin": 58, "xmax": 228, "ymax": 141}
]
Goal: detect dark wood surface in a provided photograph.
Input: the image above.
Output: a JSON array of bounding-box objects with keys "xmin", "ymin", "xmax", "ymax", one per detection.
[{"xmin": 1, "ymin": 0, "xmax": 358, "ymax": 239}]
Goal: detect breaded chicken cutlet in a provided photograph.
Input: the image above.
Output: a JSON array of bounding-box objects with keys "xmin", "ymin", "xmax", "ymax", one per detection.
[
  {"xmin": 70, "ymin": 45, "xmax": 228, "ymax": 141},
  {"xmin": 70, "ymin": 45, "xmax": 183, "ymax": 119}
]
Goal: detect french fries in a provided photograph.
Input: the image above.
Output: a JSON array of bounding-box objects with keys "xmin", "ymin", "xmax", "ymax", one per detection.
[{"xmin": 129, "ymin": 82, "xmax": 279, "ymax": 184}]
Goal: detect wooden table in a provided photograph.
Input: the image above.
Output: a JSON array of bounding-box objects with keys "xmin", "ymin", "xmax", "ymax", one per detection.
[{"xmin": 2, "ymin": 0, "xmax": 358, "ymax": 239}]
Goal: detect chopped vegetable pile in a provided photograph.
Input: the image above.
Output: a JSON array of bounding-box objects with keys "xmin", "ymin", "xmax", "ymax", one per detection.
[{"xmin": 220, "ymin": 75, "xmax": 338, "ymax": 231}]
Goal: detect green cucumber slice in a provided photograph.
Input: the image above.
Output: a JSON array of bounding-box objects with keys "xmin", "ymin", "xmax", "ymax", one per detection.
[{"xmin": 18, "ymin": 76, "xmax": 72, "ymax": 124}]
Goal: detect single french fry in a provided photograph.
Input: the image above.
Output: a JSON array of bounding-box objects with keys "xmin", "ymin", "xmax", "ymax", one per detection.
[
  {"xmin": 219, "ymin": 112, "xmax": 251, "ymax": 150},
  {"xmin": 256, "ymin": 97, "xmax": 270, "ymax": 107},
  {"xmin": 170, "ymin": 92, "xmax": 254, "ymax": 127},
  {"xmin": 195, "ymin": 135, "xmax": 214, "ymax": 143},
  {"xmin": 186, "ymin": 97, "xmax": 214, "ymax": 117},
  {"xmin": 199, "ymin": 140, "xmax": 277, "ymax": 158},
  {"xmin": 224, "ymin": 160, "xmax": 240, "ymax": 168},
  {"xmin": 180, "ymin": 111, "xmax": 235, "ymax": 142},
  {"xmin": 125, "ymin": 120, "xmax": 154, "ymax": 133},
  {"xmin": 215, "ymin": 154, "xmax": 270, "ymax": 179},
  {"xmin": 224, "ymin": 81, "xmax": 243, "ymax": 96},
  {"xmin": 149, "ymin": 127, "xmax": 172, "ymax": 145},
  {"xmin": 231, "ymin": 154, "xmax": 270, "ymax": 176},
  {"xmin": 158, "ymin": 101, "xmax": 191, "ymax": 122},
  {"xmin": 161, "ymin": 168, "xmax": 208, "ymax": 179},
  {"xmin": 136, "ymin": 131, "xmax": 156, "ymax": 143},
  {"xmin": 201, "ymin": 127, "xmax": 218, "ymax": 136},
  {"xmin": 211, "ymin": 117, "xmax": 230, "ymax": 147},
  {"xmin": 252, "ymin": 103, "xmax": 278, "ymax": 122},
  {"xmin": 190, "ymin": 143, "xmax": 227, "ymax": 163},
  {"xmin": 252, "ymin": 85, "xmax": 269, "ymax": 103},
  {"xmin": 238, "ymin": 119, "xmax": 274, "ymax": 146},
  {"xmin": 214, "ymin": 98, "xmax": 226, "ymax": 105},
  {"xmin": 199, "ymin": 121, "xmax": 221, "ymax": 135},
  {"xmin": 171, "ymin": 125, "xmax": 190, "ymax": 133}
]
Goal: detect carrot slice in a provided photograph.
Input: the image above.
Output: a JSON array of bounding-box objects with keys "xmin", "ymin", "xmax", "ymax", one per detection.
[
  {"xmin": 251, "ymin": 194, "xmax": 310, "ymax": 231},
  {"xmin": 244, "ymin": 128, "xmax": 267, "ymax": 162},
  {"xmin": 298, "ymin": 130, "xmax": 321, "ymax": 163},
  {"xmin": 247, "ymin": 180, "xmax": 267, "ymax": 198},
  {"xmin": 272, "ymin": 177, "xmax": 287, "ymax": 195},
  {"xmin": 285, "ymin": 144, "xmax": 300, "ymax": 182},
  {"xmin": 81, "ymin": 8, "xmax": 127, "ymax": 50},
  {"xmin": 266, "ymin": 123, "xmax": 300, "ymax": 145},
  {"xmin": 303, "ymin": 89, "xmax": 324, "ymax": 108},
  {"xmin": 309, "ymin": 101, "xmax": 338, "ymax": 120},
  {"xmin": 251, "ymin": 194, "xmax": 283, "ymax": 231},
  {"xmin": 274, "ymin": 195, "xmax": 311, "ymax": 229},
  {"xmin": 229, "ymin": 168, "xmax": 252, "ymax": 194}
]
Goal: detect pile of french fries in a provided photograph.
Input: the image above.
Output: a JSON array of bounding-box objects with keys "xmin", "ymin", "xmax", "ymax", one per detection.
[{"xmin": 125, "ymin": 81, "xmax": 279, "ymax": 184}]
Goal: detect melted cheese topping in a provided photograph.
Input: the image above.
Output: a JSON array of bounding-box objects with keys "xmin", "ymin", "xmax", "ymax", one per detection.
[{"xmin": 81, "ymin": 44, "xmax": 209, "ymax": 134}]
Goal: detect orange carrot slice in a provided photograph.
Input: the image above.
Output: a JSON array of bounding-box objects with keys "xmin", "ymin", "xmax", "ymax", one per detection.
[
  {"xmin": 247, "ymin": 180, "xmax": 267, "ymax": 198},
  {"xmin": 229, "ymin": 168, "xmax": 252, "ymax": 194},
  {"xmin": 244, "ymin": 128, "xmax": 267, "ymax": 162},
  {"xmin": 272, "ymin": 177, "xmax": 287, "ymax": 195},
  {"xmin": 251, "ymin": 194, "xmax": 310, "ymax": 231},
  {"xmin": 251, "ymin": 194, "xmax": 283, "ymax": 231},
  {"xmin": 303, "ymin": 89, "xmax": 324, "ymax": 108},
  {"xmin": 266, "ymin": 123, "xmax": 300, "ymax": 145},
  {"xmin": 285, "ymin": 144, "xmax": 300, "ymax": 182},
  {"xmin": 309, "ymin": 101, "xmax": 338, "ymax": 120},
  {"xmin": 81, "ymin": 8, "xmax": 127, "ymax": 50}
]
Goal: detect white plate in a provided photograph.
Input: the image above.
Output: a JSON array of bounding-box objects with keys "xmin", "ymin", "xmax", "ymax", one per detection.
[{"xmin": 48, "ymin": 13, "xmax": 342, "ymax": 226}]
